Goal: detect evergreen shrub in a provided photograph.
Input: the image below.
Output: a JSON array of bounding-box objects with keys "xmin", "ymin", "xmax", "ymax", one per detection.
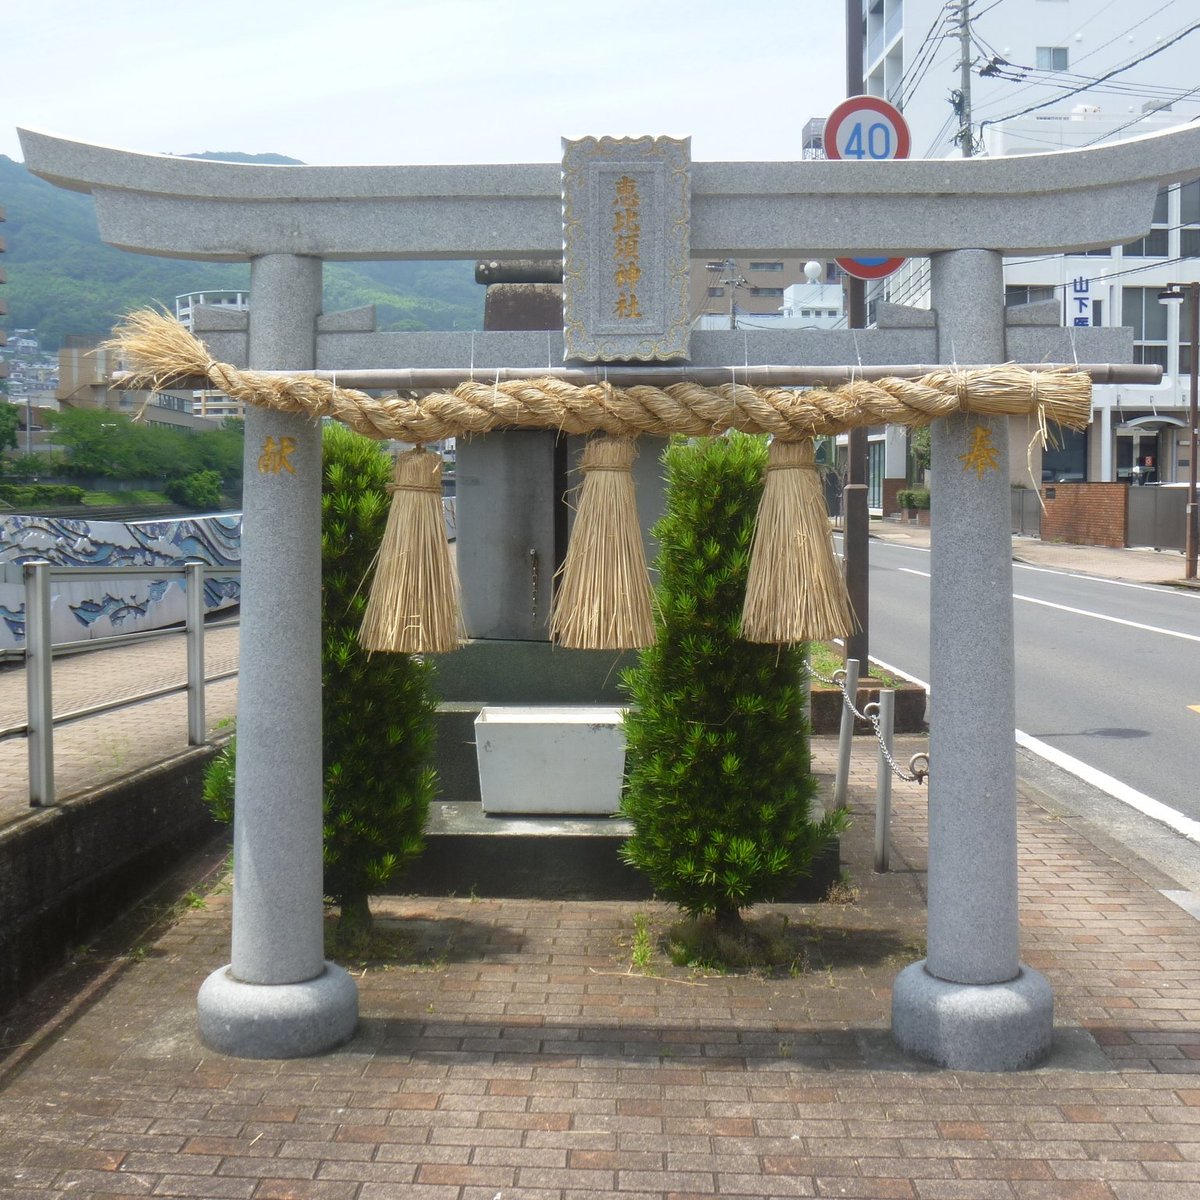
[
  {"xmin": 204, "ymin": 423, "xmax": 437, "ymax": 944},
  {"xmin": 619, "ymin": 433, "xmax": 845, "ymax": 926},
  {"xmin": 166, "ymin": 470, "xmax": 223, "ymax": 510},
  {"xmin": 896, "ymin": 487, "xmax": 931, "ymax": 510},
  {"xmin": 0, "ymin": 482, "xmax": 86, "ymax": 507}
]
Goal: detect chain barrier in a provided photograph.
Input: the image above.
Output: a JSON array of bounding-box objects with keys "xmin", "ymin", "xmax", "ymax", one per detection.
[{"xmin": 804, "ymin": 660, "xmax": 930, "ymax": 785}]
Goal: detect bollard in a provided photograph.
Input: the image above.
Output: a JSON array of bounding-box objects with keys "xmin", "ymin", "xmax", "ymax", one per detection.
[
  {"xmin": 867, "ymin": 689, "xmax": 895, "ymax": 873},
  {"xmin": 832, "ymin": 657, "xmax": 860, "ymax": 810},
  {"xmin": 185, "ymin": 561, "xmax": 206, "ymax": 746}
]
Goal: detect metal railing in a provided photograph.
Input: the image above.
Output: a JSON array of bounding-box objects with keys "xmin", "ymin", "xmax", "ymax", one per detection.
[
  {"xmin": 808, "ymin": 656, "xmax": 929, "ymax": 874},
  {"xmin": 1, "ymin": 560, "xmax": 240, "ymax": 807}
]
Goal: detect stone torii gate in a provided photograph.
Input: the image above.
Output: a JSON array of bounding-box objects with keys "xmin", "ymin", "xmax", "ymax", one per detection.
[{"xmin": 20, "ymin": 123, "xmax": 1200, "ymax": 1070}]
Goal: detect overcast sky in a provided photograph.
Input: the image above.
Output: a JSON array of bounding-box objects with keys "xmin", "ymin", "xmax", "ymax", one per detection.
[{"xmin": 2, "ymin": 1, "xmax": 847, "ymax": 165}]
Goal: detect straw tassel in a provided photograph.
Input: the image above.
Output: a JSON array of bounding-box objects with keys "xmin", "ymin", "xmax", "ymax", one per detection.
[
  {"xmin": 741, "ymin": 438, "xmax": 855, "ymax": 644},
  {"xmin": 549, "ymin": 436, "xmax": 655, "ymax": 650},
  {"xmin": 359, "ymin": 447, "xmax": 462, "ymax": 654}
]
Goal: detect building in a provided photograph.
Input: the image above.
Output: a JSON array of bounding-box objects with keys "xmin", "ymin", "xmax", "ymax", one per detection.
[
  {"xmin": 687, "ymin": 258, "xmax": 844, "ymax": 330},
  {"xmin": 175, "ymin": 291, "xmax": 249, "ymax": 421},
  {"xmin": 863, "ymin": 0, "xmax": 1200, "ymax": 496},
  {"xmin": 57, "ymin": 334, "xmax": 215, "ymax": 433}
]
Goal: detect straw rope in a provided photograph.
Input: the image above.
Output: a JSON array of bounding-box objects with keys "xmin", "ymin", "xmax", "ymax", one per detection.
[{"xmin": 108, "ymin": 310, "xmax": 1093, "ymax": 441}]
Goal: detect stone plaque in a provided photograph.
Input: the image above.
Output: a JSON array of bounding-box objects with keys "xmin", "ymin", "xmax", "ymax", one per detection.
[{"xmin": 562, "ymin": 135, "xmax": 691, "ymax": 362}]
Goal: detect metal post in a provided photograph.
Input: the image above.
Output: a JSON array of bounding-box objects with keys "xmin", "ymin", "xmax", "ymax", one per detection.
[
  {"xmin": 185, "ymin": 561, "xmax": 206, "ymax": 746},
  {"xmin": 833, "ymin": 657, "xmax": 860, "ymax": 810},
  {"xmin": 844, "ymin": 0, "xmax": 870, "ymax": 670},
  {"xmin": 23, "ymin": 560, "xmax": 54, "ymax": 807},
  {"xmin": 1187, "ymin": 282, "xmax": 1198, "ymax": 580},
  {"xmin": 870, "ymin": 689, "xmax": 895, "ymax": 873}
]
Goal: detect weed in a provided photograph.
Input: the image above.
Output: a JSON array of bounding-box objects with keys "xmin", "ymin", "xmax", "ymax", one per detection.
[
  {"xmin": 630, "ymin": 912, "xmax": 654, "ymax": 972},
  {"xmin": 182, "ymin": 891, "xmax": 206, "ymax": 910},
  {"xmin": 824, "ymin": 871, "xmax": 860, "ymax": 906}
]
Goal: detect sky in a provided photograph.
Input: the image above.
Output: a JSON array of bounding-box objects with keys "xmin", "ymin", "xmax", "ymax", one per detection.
[{"xmin": 1, "ymin": 1, "xmax": 847, "ymax": 166}]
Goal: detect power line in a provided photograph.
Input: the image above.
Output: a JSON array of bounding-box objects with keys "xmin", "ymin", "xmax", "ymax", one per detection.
[{"xmin": 979, "ymin": 21, "xmax": 1200, "ymax": 134}]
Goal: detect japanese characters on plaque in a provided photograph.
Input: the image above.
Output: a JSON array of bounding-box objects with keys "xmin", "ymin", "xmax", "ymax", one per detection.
[{"xmin": 562, "ymin": 135, "xmax": 691, "ymax": 361}]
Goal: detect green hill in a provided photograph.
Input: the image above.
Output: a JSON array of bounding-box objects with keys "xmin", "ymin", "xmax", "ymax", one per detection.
[{"xmin": 0, "ymin": 154, "xmax": 484, "ymax": 350}]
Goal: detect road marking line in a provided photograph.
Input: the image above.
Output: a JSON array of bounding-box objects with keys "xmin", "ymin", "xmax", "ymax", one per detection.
[
  {"xmin": 1015, "ymin": 731, "xmax": 1200, "ymax": 844},
  {"xmin": 1190, "ymin": 705, "xmax": 1200, "ymax": 715},
  {"xmin": 887, "ymin": 568, "xmax": 1200, "ymax": 642},
  {"xmin": 844, "ymin": 656, "xmax": 1200, "ymax": 844},
  {"xmin": 1012, "ymin": 593, "xmax": 1200, "ymax": 643},
  {"xmin": 1013, "ymin": 562, "xmax": 1178, "ymax": 594}
]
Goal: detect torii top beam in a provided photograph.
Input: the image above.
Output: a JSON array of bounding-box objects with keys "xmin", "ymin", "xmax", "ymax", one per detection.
[{"xmin": 17, "ymin": 124, "xmax": 1200, "ymax": 262}]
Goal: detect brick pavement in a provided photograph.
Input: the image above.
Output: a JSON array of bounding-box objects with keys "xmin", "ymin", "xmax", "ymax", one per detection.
[
  {"xmin": 2, "ymin": 559, "xmax": 1200, "ymax": 1197},
  {"xmin": 3, "ymin": 722, "xmax": 1200, "ymax": 1197}
]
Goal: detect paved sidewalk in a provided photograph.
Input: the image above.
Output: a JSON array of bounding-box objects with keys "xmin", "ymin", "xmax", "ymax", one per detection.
[
  {"xmin": 0, "ymin": 624, "xmax": 239, "ymax": 824},
  {"xmin": 3, "ymin": 731, "xmax": 1200, "ymax": 1197},
  {"xmin": 2, "ymin": 549, "xmax": 1200, "ymax": 1197}
]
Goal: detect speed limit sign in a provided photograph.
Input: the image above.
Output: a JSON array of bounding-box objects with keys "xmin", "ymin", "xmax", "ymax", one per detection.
[
  {"xmin": 824, "ymin": 96, "xmax": 911, "ymax": 279},
  {"xmin": 823, "ymin": 95, "xmax": 912, "ymax": 162}
]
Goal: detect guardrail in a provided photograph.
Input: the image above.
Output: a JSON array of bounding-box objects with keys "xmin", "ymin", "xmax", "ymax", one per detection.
[{"xmin": 0, "ymin": 560, "xmax": 240, "ymax": 807}]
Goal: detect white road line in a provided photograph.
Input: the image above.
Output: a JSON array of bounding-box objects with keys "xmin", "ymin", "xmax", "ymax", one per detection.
[
  {"xmin": 1013, "ymin": 561, "xmax": 1178, "ymax": 594},
  {"xmin": 1015, "ymin": 731, "xmax": 1200, "ymax": 844},
  {"xmin": 1012, "ymin": 593, "xmax": 1200, "ymax": 643},
  {"xmin": 891, "ymin": 568, "xmax": 1198, "ymax": 643},
  {"xmin": 854, "ymin": 655, "xmax": 1200, "ymax": 844}
]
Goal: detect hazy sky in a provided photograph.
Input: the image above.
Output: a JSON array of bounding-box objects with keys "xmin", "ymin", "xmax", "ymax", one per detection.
[{"xmin": 3, "ymin": 1, "xmax": 847, "ymax": 165}]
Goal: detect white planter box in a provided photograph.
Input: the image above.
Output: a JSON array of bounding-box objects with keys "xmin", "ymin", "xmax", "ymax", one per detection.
[{"xmin": 475, "ymin": 705, "xmax": 626, "ymax": 815}]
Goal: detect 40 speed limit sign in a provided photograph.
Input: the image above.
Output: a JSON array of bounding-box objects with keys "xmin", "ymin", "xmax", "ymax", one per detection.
[{"xmin": 823, "ymin": 96, "xmax": 911, "ymax": 280}]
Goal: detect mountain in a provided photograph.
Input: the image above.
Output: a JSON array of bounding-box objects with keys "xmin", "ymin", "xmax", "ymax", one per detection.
[{"xmin": 0, "ymin": 153, "xmax": 484, "ymax": 350}]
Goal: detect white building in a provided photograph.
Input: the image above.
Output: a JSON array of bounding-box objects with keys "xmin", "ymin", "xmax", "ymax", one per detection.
[{"xmin": 864, "ymin": 0, "xmax": 1200, "ymax": 491}]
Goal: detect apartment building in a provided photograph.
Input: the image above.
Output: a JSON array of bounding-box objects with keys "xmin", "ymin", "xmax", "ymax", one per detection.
[{"xmin": 864, "ymin": 0, "xmax": 1200, "ymax": 491}]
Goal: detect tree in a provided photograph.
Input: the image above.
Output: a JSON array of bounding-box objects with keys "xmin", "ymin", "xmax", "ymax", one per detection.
[
  {"xmin": 0, "ymin": 401, "xmax": 22, "ymax": 453},
  {"xmin": 320, "ymin": 423, "xmax": 437, "ymax": 942},
  {"xmin": 204, "ymin": 423, "xmax": 438, "ymax": 947},
  {"xmin": 619, "ymin": 433, "xmax": 844, "ymax": 927}
]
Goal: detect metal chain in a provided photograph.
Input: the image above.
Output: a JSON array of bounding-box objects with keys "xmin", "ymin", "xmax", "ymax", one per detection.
[{"xmin": 803, "ymin": 661, "xmax": 929, "ymax": 785}]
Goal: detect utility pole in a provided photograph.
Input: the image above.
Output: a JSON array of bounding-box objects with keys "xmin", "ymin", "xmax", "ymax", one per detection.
[
  {"xmin": 720, "ymin": 257, "xmax": 744, "ymax": 330},
  {"xmin": 843, "ymin": 0, "xmax": 870, "ymax": 669},
  {"xmin": 956, "ymin": 0, "xmax": 974, "ymax": 157}
]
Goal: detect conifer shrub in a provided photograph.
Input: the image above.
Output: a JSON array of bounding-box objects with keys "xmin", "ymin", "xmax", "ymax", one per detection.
[
  {"xmin": 619, "ymin": 433, "xmax": 845, "ymax": 928},
  {"xmin": 204, "ymin": 423, "xmax": 437, "ymax": 946}
]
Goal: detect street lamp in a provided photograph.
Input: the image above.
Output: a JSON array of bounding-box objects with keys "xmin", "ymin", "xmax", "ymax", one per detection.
[{"xmin": 1158, "ymin": 283, "xmax": 1199, "ymax": 580}]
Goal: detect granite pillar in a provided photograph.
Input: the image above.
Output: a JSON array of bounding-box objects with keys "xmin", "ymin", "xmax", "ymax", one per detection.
[
  {"xmin": 198, "ymin": 253, "xmax": 358, "ymax": 1058},
  {"xmin": 891, "ymin": 249, "xmax": 1053, "ymax": 1070}
]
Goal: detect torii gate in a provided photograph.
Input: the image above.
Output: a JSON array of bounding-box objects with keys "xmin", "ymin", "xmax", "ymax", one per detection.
[{"xmin": 20, "ymin": 123, "xmax": 1200, "ymax": 1071}]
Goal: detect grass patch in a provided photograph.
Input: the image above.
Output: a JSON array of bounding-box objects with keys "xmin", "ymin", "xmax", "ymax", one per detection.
[
  {"xmin": 808, "ymin": 641, "xmax": 904, "ymax": 688},
  {"xmin": 82, "ymin": 489, "xmax": 172, "ymax": 507}
]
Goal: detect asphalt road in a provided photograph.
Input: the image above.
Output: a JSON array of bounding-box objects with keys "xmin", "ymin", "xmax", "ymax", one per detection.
[{"xmin": 857, "ymin": 537, "xmax": 1200, "ymax": 821}]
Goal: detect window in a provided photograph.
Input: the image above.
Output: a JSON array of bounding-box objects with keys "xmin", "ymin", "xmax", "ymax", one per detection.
[
  {"xmin": 1036, "ymin": 46, "xmax": 1069, "ymax": 71},
  {"xmin": 1041, "ymin": 428, "xmax": 1087, "ymax": 482},
  {"xmin": 1180, "ymin": 178, "xmax": 1200, "ymax": 225},
  {"xmin": 750, "ymin": 287, "xmax": 784, "ymax": 297},
  {"xmin": 1123, "ymin": 287, "xmax": 1169, "ymax": 371},
  {"xmin": 1005, "ymin": 285, "xmax": 1056, "ymax": 307},
  {"xmin": 707, "ymin": 286, "xmax": 725, "ymax": 297},
  {"xmin": 1122, "ymin": 229, "xmax": 1169, "ymax": 256},
  {"xmin": 748, "ymin": 261, "xmax": 783, "ymax": 272}
]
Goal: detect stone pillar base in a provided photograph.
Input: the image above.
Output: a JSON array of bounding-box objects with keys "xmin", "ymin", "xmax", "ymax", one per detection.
[
  {"xmin": 892, "ymin": 960, "xmax": 1053, "ymax": 1071},
  {"xmin": 198, "ymin": 963, "xmax": 358, "ymax": 1059}
]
